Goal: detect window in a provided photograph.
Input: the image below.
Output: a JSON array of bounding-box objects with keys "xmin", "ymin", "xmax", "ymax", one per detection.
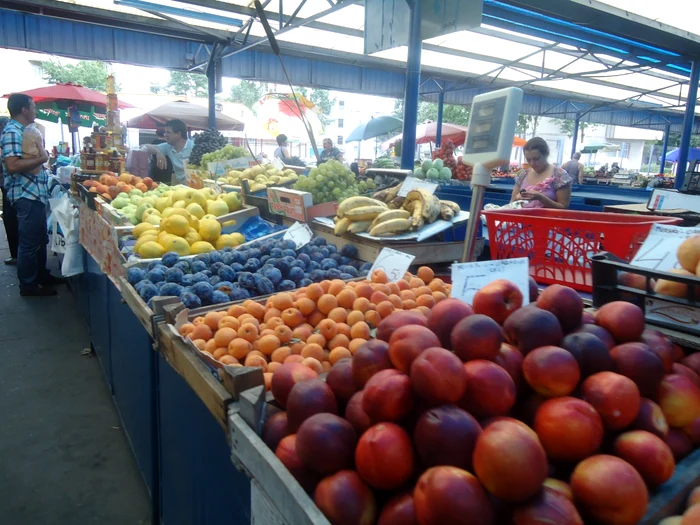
[
  {"xmin": 337, "ymin": 136, "xmax": 344, "ymax": 145},
  {"xmin": 339, "ymin": 100, "xmax": 345, "ymax": 110},
  {"xmin": 621, "ymin": 142, "xmax": 630, "ymax": 159},
  {"xmin": 338, "ymin": 118, "xmax": 344, "ymax": 128}
]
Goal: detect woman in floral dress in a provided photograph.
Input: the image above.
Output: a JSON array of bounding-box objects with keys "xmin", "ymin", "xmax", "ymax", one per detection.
[{"xmin": 510, "ymin": 137, "xmax": 573, "ymax": 209}]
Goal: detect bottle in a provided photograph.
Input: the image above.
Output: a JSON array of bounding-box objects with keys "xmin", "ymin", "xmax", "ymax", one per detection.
[
  {"xmin": 109, "ymin": 150, "xmax": 121, "ymax": 173},
  {"xmin": 106, "ymin": 75, "xmax": 116, "ymax": 95}
]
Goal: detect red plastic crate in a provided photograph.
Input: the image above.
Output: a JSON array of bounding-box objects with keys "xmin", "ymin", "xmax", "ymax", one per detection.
[{"xmin": 482, "ymin": 208, "xmax": 682, "ymax": 292}]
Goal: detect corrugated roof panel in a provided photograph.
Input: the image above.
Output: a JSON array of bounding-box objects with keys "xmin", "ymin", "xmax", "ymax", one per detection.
[
  {"xmin": 24, "ymin": 16, "xmax": 116, "ymax": 61},
  {"xmin": 113, "ymin": 31, "xmax": 198, "ymax": 69},
  {"xmin": 0, "ymin": 10, "xmax": 26, "ymax": 49}
]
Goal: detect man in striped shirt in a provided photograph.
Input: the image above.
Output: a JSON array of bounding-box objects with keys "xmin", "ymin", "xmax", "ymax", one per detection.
[{"xmin": 0, "ymin": 94, "xmax": 55, "ymax": 296}]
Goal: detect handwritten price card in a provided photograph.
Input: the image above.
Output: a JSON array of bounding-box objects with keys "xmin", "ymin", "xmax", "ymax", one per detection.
[
  {"xmin": 630, "ymin": 224, "xmax": 700, "ymax": 272},
  {"xmin": 367, "ymin": 248, "xmax": 416, "ymax": 282},
  {"xmin": 397, "ymin": 178, "xmax": 438, "ymax": 198},
  {"xmin": 283, "ymin": 222, "xmax": 313, "ymax": 249},
  {"xmin": 451, "ymin": 257, "xmax": 530, "ymax": 305}
]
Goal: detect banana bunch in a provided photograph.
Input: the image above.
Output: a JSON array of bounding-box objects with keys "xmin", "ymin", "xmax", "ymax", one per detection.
[
  {"xmin": 334, "ymin": 196, "xmax": 388, "ymax": 235},
  {"xmin": 404, "ymin": 189, "xmax": 441, "ymax": 230}
]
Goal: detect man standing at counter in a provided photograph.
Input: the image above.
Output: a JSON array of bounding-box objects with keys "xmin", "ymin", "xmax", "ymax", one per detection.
[
  {"xmin": 319, "ymin": 138, "xmax": 343, "ymax": 164},
  {"xmin": 563, "ymin": 152, "xmax": 584, "ymax": 184},
  {"xmin": 142, "ymin": 119, "xmax": 193, "ymax": 184}
]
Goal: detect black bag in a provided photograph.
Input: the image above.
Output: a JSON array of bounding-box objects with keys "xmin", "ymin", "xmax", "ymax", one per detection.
[{"xmin": 150, "ymin": 154, "xmax": 173, "ymax": 184}]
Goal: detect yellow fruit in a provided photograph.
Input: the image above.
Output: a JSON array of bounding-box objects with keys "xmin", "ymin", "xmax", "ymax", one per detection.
[
  {"xmin": 185, "ymin": 230, "xmax": 203, "ymax": 245},
  {"xmin": 172, "ymin": 187, "xmax": 190, "ymax": 203},
  {"xmin": 220, "ymin": 192, "xmax": 243, "ymax": 212},
  {"xmin": 199, "ymin": 218, "xmax": 222, "ymax": 243},
  {"xmin": 207, "ymin": 199, "xmax": 230, "ymax": 217},
  {"xmin": 161, "ymin": 207, "xmax": 176, "ymax": 218},
  {"xmin": 184, "ymin": 190, "xmax": 207, "ymax": 209},
  {"xmin": 139, "ymin": 241, "xmax": 166, "ymax": 259},
  {"xmin": 158, "ymin": 231, "xmax": 176, "ymax": 245},
  {"xmin": 161, "ymin": 236, "xmax": 191, "ymax": 256},
  {"xmin": 202, "ymin": 214, "xmax": 217, "ymax": 221},
  {"xmin": 155, "ymin": 197, "xmax": 171, "ymax": 212},
  {"xmin": 221, "ymin": 220, "xmax": 237, "ymax": 227},
  {"xmin": 164, "ymin": 215, "xmax": 190, "ymax": 237},
  {"xmin": 144, "ymin": 214, "xmax": 161, "ymax": 226},
  {"xmin": 186, "ymin": 203, "xmax": 205, "ymax": 220},
  {"xmin": 133, "ymin": 223, "xmax": 156, "ymax": 238},
  {"xmin": 216, "ymin": 233, "xmax": 245, "ymax": 250},
  {"xmin": 173, "ymin": 200, "xmax": 186, "ymax": 209},
  {"xmin": 135, "ymin": 233, "xmax": 158, "ymax": 252},
  {"xmin": 190, "ymin": 241, "xmax": 216, "ymax": 254},
  {"xmin": 188, "ymin": 215, "xmax": 200, "ymax": 231}
]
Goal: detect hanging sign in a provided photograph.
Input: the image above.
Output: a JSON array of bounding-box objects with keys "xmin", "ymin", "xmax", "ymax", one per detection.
[
  {"xmin": 630, "ymin": 224, "xmax": 700, "ymax": 272},
  {"xmin": 367, "ymin": 248, "xmax": 415, "ymax": 282},
  {"xmin": 451, "ymin": 257, "xmax": 530, "ymax": 305},
  {"xmin": 283, "ymin": 221, "xmax": 313, "ymax": 249}
]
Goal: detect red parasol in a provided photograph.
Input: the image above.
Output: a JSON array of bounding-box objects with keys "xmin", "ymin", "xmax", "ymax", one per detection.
[{"xmin": 3, "ymin": 83, "xmax": 133, "ymax": 109}]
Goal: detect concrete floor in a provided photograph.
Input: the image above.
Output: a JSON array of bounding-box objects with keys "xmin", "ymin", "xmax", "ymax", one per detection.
[{"xmin": 0, "ymin": 229, "xmax": 151, "ymax": 524}]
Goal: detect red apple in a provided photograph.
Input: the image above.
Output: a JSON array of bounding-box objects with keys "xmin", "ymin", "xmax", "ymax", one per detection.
[
  {"xmin": 427, "ymin": 299, "xmax": 474, "ymax": 348},
  {"xmin": 472, "ymin": 279, "xmax": 523, "ymax": 324},
  {"xmin": 536, "ymin": 284, "xmax": 583, "ymax": 333}
]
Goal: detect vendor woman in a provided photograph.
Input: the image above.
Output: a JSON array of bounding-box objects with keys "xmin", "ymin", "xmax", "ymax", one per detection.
[{"xmin": 510, "ymin": 137, "xmax": 572, "ymax": 209}]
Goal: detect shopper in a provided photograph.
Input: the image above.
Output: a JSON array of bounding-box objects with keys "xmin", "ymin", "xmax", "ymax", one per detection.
[
  {"xmin": 141, "ymin": 119, "xmax": 193, "ymax": 184},
  {"xmin": 274, "ymin": 134, "xmax": 292, "ymax": 162},
  {"xmin": 0, "ymin": 117, "xmax": 18, "ymax": 265},
  {"xmin": 1, "ymin": 94, "xmax": 57, "ymax": 296},
  {"xmin": 563, "ymin": 152, "xmax": 585, "ymax": 184},
  {"xmin": 320, "ymin": 138, "xmax": 343, "ymax": 163},
  {"xmin": 510, "ymin": 137, "xmax": 572, "ymax": 209}
]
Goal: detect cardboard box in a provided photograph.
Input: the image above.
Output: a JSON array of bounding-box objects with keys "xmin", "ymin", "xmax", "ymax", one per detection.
[{"xmin": 267, "ymin": 187, "xmax": 314, "ymax": 221}]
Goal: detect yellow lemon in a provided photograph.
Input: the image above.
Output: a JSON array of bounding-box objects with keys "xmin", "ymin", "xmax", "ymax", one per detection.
[
  {"xmin": 186, "ymin": 203, "xmax": 205, "ymax": 220},
  {"xmin": 190, "ymin": 241, "xmax": 215, "ymax": 254},
  {"xmin": 185, "ymin": 230, "xmax": 203, "ymax": 245},
  {"xmin": 132, "ymin": 222, "xmax": 156, "ymax": 238},
  {"xmin": 139, "ymin": 241, "xmax": 165, "ymax": 259},
  {"xmin": 155, "ymin": 197, "xmax": 172, "ymax": 212},
  {"xmin": 215, "ymin": 233, "xmax": 245, "ymax": 250},
  {"xmin": 188, "ymin": 215, "xmax": 200, "ymax": 231},
  {"xmin": 230, "ymin": 232, "xmax": 245, "ymax": 245},
  {"xmin": 202, "ymin": 214, "xmax": 217, "ymax": 221},
  {"xmin": 144, "ymin": 214, "xmax": 161, "ymax": 227},
  {"xmin": 158, "ymin": 231, "xmax": 176, "ymax": 245},
  {"xmin": 161, "ymin": 207, "xmax": 176, "ymax": 218},
  {"xmin": 161, "ymin": 236, "xmax": 191, "ymax": 256},
  {"xmin": 135, "ymin": 233, "xmax": 158, "ymax": 252},
  {"xmin": 163, "ymin": 215, "xmax": 190, "ymax": 237},
  {"xmin": 199, "ymin": 219, "xmax": 222, "ymax": 243}
]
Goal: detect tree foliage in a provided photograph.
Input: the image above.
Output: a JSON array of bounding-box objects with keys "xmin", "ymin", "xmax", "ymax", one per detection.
[
  {"xmin": 516, "ymin": 115, "xmax": 539, "ymax": 138},
  {"xmin": 296, "ymin": 87, "xmax": 335, "ymax": 126},
  {"xmin": 554, "ymin": 118, "xmax": 592, "ymax": 144},
  {"xmin": 392, "ymin": 99, "xmax": 470, "ymax": 126},
  {"xmin": 151, "ymin": 71, "xmax": 208, "ymax": 97},
  {"xmin": 228, "ymin": 80, "xmax": 265, "ymax": 109},
  {"xmin": 40, "ymin": 60, "xmax": 113, "ymax": 91},
  {"xmin": 660, "ymin": 132, "xmax": 700, "ymax": 148}
]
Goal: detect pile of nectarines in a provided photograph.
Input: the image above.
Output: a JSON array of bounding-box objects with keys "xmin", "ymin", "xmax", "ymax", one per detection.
[
  {"xmin": 252, "ymin": 278, "xmax": 700, "ymax": 525},
  {"xmin": 83, "ymin": 172, "xmax": 158, "ymax": 201},
  {"xmin": 178, "ymin": 267, "xmax": 451, "ymax": 390}
]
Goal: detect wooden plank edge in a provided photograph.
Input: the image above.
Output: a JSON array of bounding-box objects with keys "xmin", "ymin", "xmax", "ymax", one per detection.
[
  {"xmin": 156, "ymin": 323, "xmax": 232, "ymax": 432},
  {"xmin": 116, "ymin": 276, "xmax": 156, "ymax": 337},
  {"xmin": 640, "ymin": 446, "xmax": 700, "ymax": 524},
  {"xmin": 228, "ymin": 412, "xmax": 331, "ymax": 525}
]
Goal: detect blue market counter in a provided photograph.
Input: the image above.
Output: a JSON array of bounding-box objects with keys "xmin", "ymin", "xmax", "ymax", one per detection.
[{"xmin": 71, "ymin": 252, "xmax": 251, "ymax": 525}]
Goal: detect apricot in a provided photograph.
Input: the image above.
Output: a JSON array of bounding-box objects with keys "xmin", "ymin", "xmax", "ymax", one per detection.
[
  {"xmin": 296, "ymin": 413, "xmax": 357, "ymax": 475},
  {"xmin": 570, "ymin": 455, "xmax": 648, "ymax": 525},
  {"xmin": 410, "ymin": 347, "xmax": 468, "ymax": 405},
  {"xmin": 414, "ymin": 405, "xmax": 482, "ymax": 471},
  {"xmin": 363, "ymin": 369, "xmax": 414, "ymax": 423},
  {"xmin": 534, "ymin": 397, "xmax": 604, "ymax": 462},
  {"xmin": 414, "ymin": 466, "xmax": 494, "ymax": 525},
  {"xmin": 581, "ymin": 371, "xmax": 641, "ymax": 431}
]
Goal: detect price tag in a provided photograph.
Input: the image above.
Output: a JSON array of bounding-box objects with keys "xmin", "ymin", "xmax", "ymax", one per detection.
[
  {"xmin": 397, "ymin": 178, "xmax": 438, "ymax": 197},
  {"xmin": 367, "ymin": 248, "xmax": 416, "ymax": 282},
  {"xmin": 283, "ymin": 222, "xmax": 313, "ymax": 249},
  {"xmin": 630, "ymin": 224, "xmax": 700, "ymax": 272},
  {"xmin": 451, "ymin": 258, "xmax": 531, "ymax": 305}
]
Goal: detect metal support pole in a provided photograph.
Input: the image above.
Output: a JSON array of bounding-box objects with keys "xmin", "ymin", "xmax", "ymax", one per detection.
[
  {"xmin": 660, "ymin": 123, "xmax": 671, "ymax": 173},
  {"xmin": 207, "ymin": 63, "xmax": 216, "ymax": 129},
  {"xmin": 571, "ymin": 114, "xmax": 580, "ymax": 158},
  {"xmin": 462, "ymin": 164, "xmax": 490, "ymax": 263},
  {"xmin": 436, "ymin": 91, "xmax": 445, "ymax": 148},
  {"xmin": 675, "ymin": 61, "xmax": 700, "ymax": 189},
  {"xmin": 400, "ymin": 0, "xmax": 422, "ymax": 170}
]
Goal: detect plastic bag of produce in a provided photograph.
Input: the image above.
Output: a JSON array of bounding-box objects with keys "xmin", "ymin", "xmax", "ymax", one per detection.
[{"xmin": 22, "ymin": 124, "xmax": 45, "ymax": 175}]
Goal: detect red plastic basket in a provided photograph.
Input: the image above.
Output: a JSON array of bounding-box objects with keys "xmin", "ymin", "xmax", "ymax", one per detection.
[{"xmin": 482, "ymin": 208, "xmax": 682, "ymax": 292}]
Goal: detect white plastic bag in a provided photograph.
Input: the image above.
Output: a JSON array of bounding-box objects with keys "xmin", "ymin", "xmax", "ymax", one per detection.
[{"xmin": 49, "ymin": 194, "xmax": 83, "ymax": 275}]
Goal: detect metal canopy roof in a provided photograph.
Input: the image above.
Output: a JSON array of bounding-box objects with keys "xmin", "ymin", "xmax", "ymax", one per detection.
[{"xmin": 1, "ymin": 0, "xmax": 699, "ymax": 133}]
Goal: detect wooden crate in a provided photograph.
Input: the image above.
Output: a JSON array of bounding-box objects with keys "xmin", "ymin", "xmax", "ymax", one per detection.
[{"xmin": 641, "ymin": 447, "xmax": 700, "ymax": 523}]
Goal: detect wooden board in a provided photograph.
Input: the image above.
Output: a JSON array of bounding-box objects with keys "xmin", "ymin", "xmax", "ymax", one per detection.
[
  {"xmin": 157, "ymin": 323, "xmax": 233, "ymax": 431},
  {"xmin": 116, "ymin": 276, "xmax": 155, "ymax": 337},
  {"xmin": 640, "ymin": 447, "xmax": 700, "ymax": 524},
  {"xmin": 228, "ymin": 411, "xmax": 330, "ymax": 525}
]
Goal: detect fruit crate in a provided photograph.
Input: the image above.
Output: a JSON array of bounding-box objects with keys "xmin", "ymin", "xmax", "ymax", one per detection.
[
  {"xmin": 77, "ymin": 183, "xmax": 99, "ymax": 210},
  {"xmin": 483, "ymin": 208, "xmax": 682, "ymax": 293},
  {"xmin": 591, "ymin": 251, "xmax": 700, "ymax": 339}
]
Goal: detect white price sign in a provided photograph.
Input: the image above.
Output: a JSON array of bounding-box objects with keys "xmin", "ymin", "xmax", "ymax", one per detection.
[
  {"xmin": 397, "ymin": 178, "xmax": 438, "ymax": 197},
  {"xmin": 367, "ymin": 248, "xmax": 415, "ymax": 282},
  {"xmin": 283, "ymin": 222, "xmax": 313, "ymax": 249},
  {"xmin": 451, "ymin": 257, "xmax": 531, "ymax": 305},
  {"xmin": 630, "ymin": 224, "xmax": 700, "ymax": 272}
]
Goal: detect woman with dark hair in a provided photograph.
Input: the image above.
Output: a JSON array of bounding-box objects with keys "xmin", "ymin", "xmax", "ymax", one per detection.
[
  {"xmin": 510, "ymin": 137, "xmax": 572, "ymax": 209},
  {"xmin": 0, "ymin": 116, "xmax": 19, "ymax": 265}
]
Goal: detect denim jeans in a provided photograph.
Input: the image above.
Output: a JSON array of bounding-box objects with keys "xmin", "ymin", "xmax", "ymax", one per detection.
[
  {"xmin": 1, "ymin": 187, "xmax": 18, "ymax": 258},
  {"xmin": 14, "ymin": 198, "xmax": 47, "ymax": 289}
]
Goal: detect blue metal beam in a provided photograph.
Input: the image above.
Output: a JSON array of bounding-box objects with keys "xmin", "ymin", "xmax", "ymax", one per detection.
[
  {"xmin": 436, "ymin": 91, "xmax": 445, "ymax": 148},
  {"xmin": 401, "ymin": 0, "xmax": 422, "ymax": 170},
  {"xmin": 571, "ymin": 115, "xmax": 580, "ymax": 157},
  {"xmin": 675, "ymin": 61, "xmax": 700, "ymax": 189},
  {"xmin": 660, "ymin": 123, "xmax": 671, "ymax": 172},
  {"xmin": 114, "ymin": 0, "xmax": 243, "ymax": 27}
]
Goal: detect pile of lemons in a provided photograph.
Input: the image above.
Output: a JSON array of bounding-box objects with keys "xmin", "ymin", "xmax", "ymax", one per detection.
[{"xmin": 132, "ymin": 210, "xmax": 245, "ymax": 259}]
